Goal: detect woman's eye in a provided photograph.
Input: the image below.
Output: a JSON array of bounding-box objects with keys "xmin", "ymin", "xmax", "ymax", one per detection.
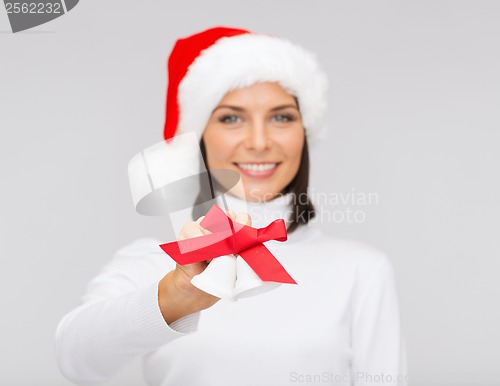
[
  {"xmin": 219, "ymin": 115, "xmax": 241, "ymax": 124},
  {"xmin": 273, "ymin": 114, "xmax": 295, "ymax": 123}
]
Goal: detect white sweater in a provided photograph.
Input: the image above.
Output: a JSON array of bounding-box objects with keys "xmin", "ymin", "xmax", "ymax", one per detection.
[{"xmin": 56, "ymin": 194, "xmax": 407, "ymax": 386}]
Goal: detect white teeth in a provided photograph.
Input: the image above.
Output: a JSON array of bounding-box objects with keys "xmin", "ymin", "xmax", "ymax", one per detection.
[{"xmin": 237, "ymin": 163, "xmax": 277, "ymax": 172}]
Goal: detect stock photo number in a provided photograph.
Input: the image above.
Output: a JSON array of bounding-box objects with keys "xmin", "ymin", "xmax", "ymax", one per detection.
[
  {"xmin": 6, "ymin": 2, "xmax": 62, "ymax": 14},
  {"xmin": 3, "ymin": 0, "xmax": 79, "ymax": 33}
]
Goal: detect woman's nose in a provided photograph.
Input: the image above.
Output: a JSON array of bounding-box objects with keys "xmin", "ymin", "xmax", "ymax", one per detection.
[{"xmin": 244, "ymin": 120, "xmax": 271, "ymax": 151}]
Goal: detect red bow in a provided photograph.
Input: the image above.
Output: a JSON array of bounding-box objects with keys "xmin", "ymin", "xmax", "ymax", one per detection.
[{"xmin": 160, "ymin": 205, "xmax": 296, "ymax": 284}]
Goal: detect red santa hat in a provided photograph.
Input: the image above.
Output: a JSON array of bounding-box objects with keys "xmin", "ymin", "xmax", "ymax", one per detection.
[{"xmin": 163, "ymin": 26, "xmax": 328, "ymax": 142}]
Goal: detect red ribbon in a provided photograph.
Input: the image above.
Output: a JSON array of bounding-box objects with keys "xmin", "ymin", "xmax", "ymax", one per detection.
[{"xmin": 159, "ymin": 205, "xmax": 296, "ymax": 284}]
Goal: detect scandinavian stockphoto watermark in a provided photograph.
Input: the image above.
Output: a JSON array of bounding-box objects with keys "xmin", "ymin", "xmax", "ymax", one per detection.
[
  {"xmin": 249, "ymin": 187, "xmax": 379, "ymax": 225},
  {"xmin": 289, "ymin": 371, "xmax": 409, "ymax": 384},
  {"xmin": 3, "ymin": 0, "xmax": 79, "ymax": 33}
]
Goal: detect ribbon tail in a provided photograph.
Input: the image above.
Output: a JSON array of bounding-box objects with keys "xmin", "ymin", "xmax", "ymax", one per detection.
[{"xmin": 239, "ymin": 245, "xmax": 297, "ymax": 284}]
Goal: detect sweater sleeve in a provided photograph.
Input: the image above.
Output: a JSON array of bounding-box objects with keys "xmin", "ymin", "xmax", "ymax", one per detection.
[
  {"xmin": 55, "ymin": 239, "xmax": 200, "ymax": 386},
  {"xmin": 351, "ymin": 256, "xmax": 408, "ymax": 386}
]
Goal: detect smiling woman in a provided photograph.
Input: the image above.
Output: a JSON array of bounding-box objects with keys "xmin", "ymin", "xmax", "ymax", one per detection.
[
  {"xmin": 56, "ymin": 26, "xmax": 408, "ymax": 386},
  {"xmin": 203, "ymin": 82, "xmax": 305, "ymax": 202},
  {"xmin": 201, "ymin": 82, "xmax": 315, "ymax": 233}
]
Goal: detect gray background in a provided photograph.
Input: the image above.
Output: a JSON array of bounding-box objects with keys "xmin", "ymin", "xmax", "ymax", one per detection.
[{"xmin": 1, "ymin": 1, "xmax": 499, "ymax": 385}]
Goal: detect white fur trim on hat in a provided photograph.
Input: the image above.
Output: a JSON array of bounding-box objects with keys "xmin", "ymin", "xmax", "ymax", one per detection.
[{"xmin": 177, "ymin": 33, "xmax": 329, "ymax": 142}]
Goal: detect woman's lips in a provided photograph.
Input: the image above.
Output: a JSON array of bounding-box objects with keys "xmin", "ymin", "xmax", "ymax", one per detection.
[{"xmin": 234, "ymin": 162, "xmax": 280, "ymax": 178}]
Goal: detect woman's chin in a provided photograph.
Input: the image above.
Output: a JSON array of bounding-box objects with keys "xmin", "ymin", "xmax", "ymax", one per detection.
[
  {"xmin": 243, "ymin": 188, "xmax": 283, "ymax": 203},
  {"xmin": 223, "ymin": 187, "xmax": 277, "ymax": 203},
  {"xmin": 210, "ymin": 167, "xmax": 285, "ymax": 203}
]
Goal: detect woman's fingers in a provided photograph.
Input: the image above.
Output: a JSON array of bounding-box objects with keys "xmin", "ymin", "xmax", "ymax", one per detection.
[
  {"xmin": 179, "ymin": 216, "xmax": 209, "ymax": 239},
  {"xmin": 196, "ymin": 217, "xmax": 212, "ymax": 236},
  {"xmin": 235, "ymin": 212, "xmax": 252, "ymax": 226},
  {"xmin": 223, "ymin": 210, "xmax": 252, "ymax": 226},
  {"xmin": 177, "ymin": 211, "xmax": 251, "ymax": 265},
  {"xmin": 225, "ymin": 210, "xmax": 236, "ymax": 221},
  {"xmin": 178, "ymin": 222, "xmax": 204, "ymax": 240},
  {"xmin": 181, "ymin": 211, "xmax": 252, "ymax": 239},
  {"xmin": 177, "ymin": 216, "xmax": 213, "ymax": 267}
]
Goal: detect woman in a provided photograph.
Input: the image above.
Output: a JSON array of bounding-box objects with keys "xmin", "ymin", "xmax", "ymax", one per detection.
[{"xmin": 56, "ymin": 27, "xmax": 407, "ymax": 385}]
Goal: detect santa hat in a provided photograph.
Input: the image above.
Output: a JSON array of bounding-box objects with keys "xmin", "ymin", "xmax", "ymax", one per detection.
[{"xmin": 163, "ymin": 26, "xmax": 328, "ymax": 142}]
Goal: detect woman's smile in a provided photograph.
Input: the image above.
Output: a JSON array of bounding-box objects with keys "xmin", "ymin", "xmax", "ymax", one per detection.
[{"xmin": 234, "ymin": 162, "xmax": 281, "ymax": 178}]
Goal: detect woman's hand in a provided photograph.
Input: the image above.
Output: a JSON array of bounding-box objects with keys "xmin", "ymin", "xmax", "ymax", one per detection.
[{"xmin": 158, "ymin": 211, "xmax": 251, "ymax": 325}]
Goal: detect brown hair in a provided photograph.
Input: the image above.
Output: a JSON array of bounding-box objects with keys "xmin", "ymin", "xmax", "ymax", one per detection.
[{"xmin": 281, "ymin": 134, "xmax": 315, "ymax": 233}]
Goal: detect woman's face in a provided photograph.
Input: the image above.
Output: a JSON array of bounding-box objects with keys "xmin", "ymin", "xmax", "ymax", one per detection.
[{"xmin": 203, "ymin": 82, "xmax": 304, "ymax": 202}]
